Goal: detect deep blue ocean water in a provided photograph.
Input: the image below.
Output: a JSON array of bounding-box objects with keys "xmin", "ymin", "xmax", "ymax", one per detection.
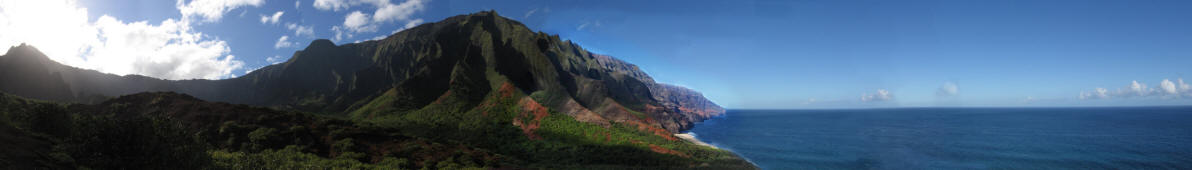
[{"xmin": 687, "ymin": 107, "xmax": 1192, "ymax": 169}]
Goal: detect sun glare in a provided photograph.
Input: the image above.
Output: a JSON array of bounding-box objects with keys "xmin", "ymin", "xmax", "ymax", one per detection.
[
  {"xmin": 0, "ymin": 0, "xmax": 97, "ymax": 67},
  {"xmin": 1, "ymin": 0, "xmax": 243, "ymax": 80}
]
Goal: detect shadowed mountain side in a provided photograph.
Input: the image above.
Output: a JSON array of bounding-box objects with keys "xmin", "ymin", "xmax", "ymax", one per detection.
[
  {"xmin": 0, "ymin": 11, "xmax": 724, "ymax": 134},
  {"xmin": 0, "ymin": 44, "xmax": 252, "ymax": 104},
  {"xmin": 1, "ymin": 88, "xmax": 755, "ymax": 168}
]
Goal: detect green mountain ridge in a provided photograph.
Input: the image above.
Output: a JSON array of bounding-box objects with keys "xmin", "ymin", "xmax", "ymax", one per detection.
[
  {"xmin": 0, "ymin": 11, "xmax": 722, "ymax": 133},
  {"xmin": 0, "ymin": 11, "xmax": 751, "ymax": 169},
  {"xmin": 0, "ymin": 90, "xmax": 754, "ymax": 168}
]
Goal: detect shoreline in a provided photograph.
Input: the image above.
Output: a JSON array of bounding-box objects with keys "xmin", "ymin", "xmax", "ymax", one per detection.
[{"xmin": 674, "ymin": 133, "xmax": 717, "ymax": 149}]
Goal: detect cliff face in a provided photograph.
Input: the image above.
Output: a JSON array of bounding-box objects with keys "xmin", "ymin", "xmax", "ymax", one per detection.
[
  {"xmin": 587, "ymin": 54, "xmax": 726, "ymax": 131},
  {"xmin": 651, "ymin": 84, "xmax": 726, "ymax": 131},
  {"xmin": 0, "ymin": 11, "xmax": 752, "ymax": 169},
  {"xmin": 588, "ymin": 54, "xmax": 726, "ymax": 131},
  {"xmin": 0, "ymin": 11, "xmax": 723, "ymax": 133}
]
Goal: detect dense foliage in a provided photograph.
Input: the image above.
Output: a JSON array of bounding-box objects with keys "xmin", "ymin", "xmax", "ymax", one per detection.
[
  {"xmin": 0, "ymin": 90, "xmax": 751, "ymax": 169},
  {"xmin": 0, "ymin": 94, "xmax": 209, "ymax": 169},
  {"xmin": 0, "ymin": 11, "xmax": 752, "ymax": 169}
]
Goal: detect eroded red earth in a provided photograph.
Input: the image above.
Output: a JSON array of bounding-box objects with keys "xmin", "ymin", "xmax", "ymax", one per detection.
[{"xmin": 513, "ymin": 97, "xmax": 549, "ymax": 140}]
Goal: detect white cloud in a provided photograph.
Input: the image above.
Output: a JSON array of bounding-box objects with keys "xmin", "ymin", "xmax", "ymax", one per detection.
[
  {"xmin": 176, "ymin": 0, "xmax": 265, "ymax": 23},
  {"xmin": 259, "ymin": 11, "xmax": 284, "ymax": 24},
  {"xmin": 523, "ymin": 8, "xmax": 539, "ymax": 19},
  {"xmin": 343, "ymin": 11, "xmax": 375, "ymax": 32},
  {"xmin": 1080, "ymin": 79, "xmax": 1192, "ymax": 100},
  {"xmin": 1169, "ymin": 78, "xmax": 1192, "ymax": 97},
  {"xmin": 861, "ymin": 89, "xmax": 893, "ymax": 102},
  {"xmin": 372, "ymin": 0, "xmax": 424, "ymax": 23},
  {"xmin": 404, "ymin": 18, "xmax": 424, "ymax": 29},
  {"xmin": 313, "ymin": 0, "xmax": 395, "ymax": 11},
  {"xmin": 331, "ymin": 26, "xmax": 351, "ymax": 42},
  {"xmin": 937, "ymin": 82, "xmax": 958, "ymax": 96},
  {"xmin": 1123, "ymin": 80, "xmax": 1152, "ymax": 97},
  {"xmin": 577, "ymin": 22, "xmax": 590, "ymax": 31},
  {"xmin": 1, "ymin": 0, "xmax": 244, "ymax": 80},
  {"xmin": 313, "ymin": 0, "xmax": 351, "ymax": 11},
  {"xmin": 1160, "ymin": 79, "xmax": 1178, "ymax": 95},
  {"xmin": 266, "ymin": 55, "xmax": 286, "ymax": 64},
  {"xmin": 286, "ymin": 23, "xmax": 315, "ymax": 37},
  {"xmin": 89, "ymin": 17, "xmax": 245, "ymax": 80},
  {"xmin": 369, "ymin": 18, "xmax": 422, "ymax": 40},
  {"xmin": 295, "ymin": 0, "xmax": 301, "ymax": 9},
  {"xmin": 1182, "ymin": 79, "xmax": 1192, "ymax": 93},
  {"xmin": 577, "ymin": 20, "xmax": 602, "ymax": 31},
  {"xmin": 322, "ymin": 0, "xmax": 427, "ymax": 42},
  {"xmin": 274, "ymin": 36, "xmax": 295, "ymax": 49},
  {"xmin": 242, "ymin": 65, "xmax": 260, "ymax": 74},
  {"xmin": 801, "ymin": 98, "xmax": 817, "ymax": 105},
  {"xmin": 1079, "ymin": 88, "xmax": 1110, "ymax": 100},
  {"xmin": 0, "ymin": 0, "xmax": 96, "ymax": 65}
]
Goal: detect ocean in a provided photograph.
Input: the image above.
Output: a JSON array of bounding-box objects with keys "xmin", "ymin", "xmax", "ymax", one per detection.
[{"xmin": 687, "ymin": 107, "xmax": 1192, "ymax": 169}]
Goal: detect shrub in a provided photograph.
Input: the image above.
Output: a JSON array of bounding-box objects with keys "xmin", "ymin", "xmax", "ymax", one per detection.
[{"xmin": 67, "ymin": 115, "xmax": 211, "ymax": 169}]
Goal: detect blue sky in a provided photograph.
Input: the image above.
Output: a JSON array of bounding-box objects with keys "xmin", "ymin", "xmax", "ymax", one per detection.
[{"xmin": 1, "ymin": 0, "xmax": 1190, "ymax": 108}]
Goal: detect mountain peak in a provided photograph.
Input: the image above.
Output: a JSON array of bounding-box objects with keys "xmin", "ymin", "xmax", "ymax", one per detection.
[
  {"xmin": 0, "ymin": 11, "xmax": 724, "ymax": 134},
  {"xmin": 306, "ymin": 39, "xmax": 336, "ymax": 49},
  {"xmin": 5, "ymin": 43, "xmax": 40, "ymax": 56},
  {"xmin": 467, "ymin": 10, "xmax": 500, "ymax": 18},
  {"xmin": 432, "ymin": 10, "xmax": 516, "ymax": 27},
  {"xmin": 2, "ymin": 43, "xmax": 55, "ymax": 66},
  {"xmin": 0, "ymin": 11, "xmax": 748, "ymax": 168}
]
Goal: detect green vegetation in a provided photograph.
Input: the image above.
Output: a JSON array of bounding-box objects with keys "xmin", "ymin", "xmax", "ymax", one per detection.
[
  {"xmin": 0, "ymin": 11, "xmax": 752, "ymax": 169},
  {"xmin": 1, "ymin": 87, "xmax": 751, "ymax": 169},
  {"xmin": 210, "ymin": 145, "xmax": 417, "ymax": 170},
  {"xmin": 0, "ymin": 92, "xmax": 504, "ymax": 169},
  {"xmin": 349, "ymin": 80, "xmax": 753, "ymax": 169},
  {"xmin": 0, "ymin": 93, "xmax": 210, "ymax": 169},
  {"xmin": 67, "ymin": 114, "xmax": 212, "ymax": 169}
]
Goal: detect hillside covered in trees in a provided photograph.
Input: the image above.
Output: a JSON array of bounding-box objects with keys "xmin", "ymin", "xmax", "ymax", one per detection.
[{"xmin": 0, "ymin": 11, "xmax": 753, "ymax": 169}]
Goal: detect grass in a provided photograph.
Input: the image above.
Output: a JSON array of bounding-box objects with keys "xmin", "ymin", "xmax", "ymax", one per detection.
[{"xmin": 348, "ymin": 79, "xmax": 752, "ymax": 168}]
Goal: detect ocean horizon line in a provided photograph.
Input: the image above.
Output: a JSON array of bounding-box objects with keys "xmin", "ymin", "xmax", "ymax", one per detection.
[{"xmin": 726, "ymin": 105, "xmax": 1192, "ymax": 111}]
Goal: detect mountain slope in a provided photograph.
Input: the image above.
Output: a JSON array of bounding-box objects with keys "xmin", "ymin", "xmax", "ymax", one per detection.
[
  {"xmin": 0, "ymin": 11, "xmax": 748, "ymax": 168},
  {"xmin": 0, "ymin": 11, "xmax": 723, "ymax": 134},
  {"xmin": 0, "ymin": 90, "xmax": 753, "ymax": 169}
]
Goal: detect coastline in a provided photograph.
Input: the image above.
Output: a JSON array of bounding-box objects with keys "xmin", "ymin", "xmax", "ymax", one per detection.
[
  {"xmin": 676, "ymin": 131, "xmax": 760, "ymax": 169},
  {"xmin": 675, "ymin": 133, "xmax": 717, "ymax": 149}
]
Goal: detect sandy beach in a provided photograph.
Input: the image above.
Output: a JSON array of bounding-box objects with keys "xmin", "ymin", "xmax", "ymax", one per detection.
[{"xmin": 675, "ymin": 133, "xmax": 717, "ymax": 149}]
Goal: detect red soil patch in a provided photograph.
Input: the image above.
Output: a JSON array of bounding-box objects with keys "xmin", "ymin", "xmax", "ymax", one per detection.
[
  {"xmin": 498, "ymin": 82, "xmax": 516, "ymax": 98},
  {"xmin": 513, "ymin": 97, "xmax": 550, "ymax": 140},
  {"xmin": 649, "ymin": 144, "xmax": 689, "ymax": 158},
  {"xmin": 478, "ymin": 82, "xmax": 519, "ymax": 116},
  {"xmin": 624, "ymin": 121, "xmax": 678, "ymax": 141},
  {"xmin": 558, "ymin": 99, "xmax": 609, "ymax": 125},
  {"xmin": 615, "ymin": 106, "xmax": 679, "ymax": 141}
]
